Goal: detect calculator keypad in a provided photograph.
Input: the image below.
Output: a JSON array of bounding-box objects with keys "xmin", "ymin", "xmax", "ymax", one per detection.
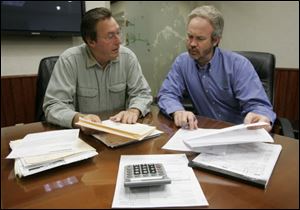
[{"xmin": 124, "ymin": 163, "xmax": 171, "ymax": 187}]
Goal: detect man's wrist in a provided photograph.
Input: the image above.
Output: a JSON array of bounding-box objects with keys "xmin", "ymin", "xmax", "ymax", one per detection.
[
  {"xmin": 172, "ymin": 110, "xmax": 184, "ymax": 118},
  {"xmin": 128, "ymin": 108, "xmax": 141, "ymax": 118},
  {"xmin": 72, "ymin": 113, "xmax": 85, "ymax": 128}
]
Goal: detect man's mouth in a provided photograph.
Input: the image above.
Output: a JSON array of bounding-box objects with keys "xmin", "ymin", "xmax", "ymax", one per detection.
[
  {"xmin": 189, "ymin": 50, "xmax": 198, "ymax": 55},
  {"xmin": 112, "ymin": 48, "xmax": 119, "ymax": 53}
]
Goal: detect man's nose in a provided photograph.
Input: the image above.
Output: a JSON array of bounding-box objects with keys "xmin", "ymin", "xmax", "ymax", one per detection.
[
  {"xmin": 189, "ymin": 38, "xmax": 198, "ymax": 47},
  {"xmin": 114, "ymin": 35, "xmax": 121, "ymax": 44}
]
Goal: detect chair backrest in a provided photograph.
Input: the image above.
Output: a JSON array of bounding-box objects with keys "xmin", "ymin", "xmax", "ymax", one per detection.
[
  {"xmin": 235, "ymin": 51, "xmax": 275, "ymax": 105},
  {"xmin": 35, "ymin": 56, "xmax": 59, "ymax": 121}
]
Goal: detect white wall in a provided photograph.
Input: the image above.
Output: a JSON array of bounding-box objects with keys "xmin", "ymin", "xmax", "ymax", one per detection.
[
  {"xmin": 214, "ymin": 1, "xmax": 299, "ymax": 68},
  {"xmin": 1, "ymin": 1, "xmax": 110, "ymax": 76}
]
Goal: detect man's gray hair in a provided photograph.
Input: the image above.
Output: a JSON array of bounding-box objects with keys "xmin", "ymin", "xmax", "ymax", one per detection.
[{"xmin": 188, "ymin": 5, "xmax": 224, "ymax": 38}]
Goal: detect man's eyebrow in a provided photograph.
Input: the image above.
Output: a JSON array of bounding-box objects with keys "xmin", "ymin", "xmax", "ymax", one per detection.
[
  {"xmin": 107, "ymin": 28, "xmax": 120, "ymax": 34},
  {"xmin": 187, "ymin": 33, "xmax": 206, "ymax": 38}
]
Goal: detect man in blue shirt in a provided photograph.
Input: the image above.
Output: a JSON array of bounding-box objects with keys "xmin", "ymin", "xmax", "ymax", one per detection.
[{"xmin": 157, "ymin": 5, "xmax": 276, "ymax": 131}]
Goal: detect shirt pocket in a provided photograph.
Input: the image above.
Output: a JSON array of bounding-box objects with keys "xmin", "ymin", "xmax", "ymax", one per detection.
[
  {"xmin": 109, "ymin": 83, "xmax": 126, "ymax": 109},
  {"xmin": 77, "ymin": 87, "xmax": 98, "ymax": 113}
]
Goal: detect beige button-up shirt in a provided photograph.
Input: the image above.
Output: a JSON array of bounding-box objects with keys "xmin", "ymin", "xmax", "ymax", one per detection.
[{"xmin": 43, "ymin": 44, "xmax": 152, "ymax": 128}]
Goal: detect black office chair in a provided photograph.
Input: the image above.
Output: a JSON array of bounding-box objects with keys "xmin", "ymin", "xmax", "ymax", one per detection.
[
  {"xmin": 235, "ymin": 51, "xmax": 294, "ymax": 138},
  {"xmin": 35, "ymin": 56, "xmax": 59, "ymax": 121},
  {"xmin": 182, "ymin": 51, "xmax": 295, "ymax": 138}
]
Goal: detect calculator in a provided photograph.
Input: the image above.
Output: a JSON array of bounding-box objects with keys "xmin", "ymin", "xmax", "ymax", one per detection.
[{"xmin": 124, "ymin": 163, "xmax": 171, "ymax": 187}]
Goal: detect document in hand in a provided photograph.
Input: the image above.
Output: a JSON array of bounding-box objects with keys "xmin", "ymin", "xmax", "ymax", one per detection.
[
  {"xmin": 92, "ymin": 129, "xmax": 163, "ymax": 148},
  {"xmin": 76, "ymin": 118, "xmax": 156, "ymax": 140},
  {"xmin": 6, "ymin": 129, "xmax": 98, "ymax": 178},
  {"xmin": 183, "ymin": 122, "xmax": 273, "ymax": 150},
  {"xmin": 189, "ymin": 142, "xmax": 282, "ymax": 188}
]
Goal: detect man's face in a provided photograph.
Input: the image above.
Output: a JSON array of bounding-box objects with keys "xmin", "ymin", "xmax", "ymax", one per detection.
[
  {"xmin": 88, "ymin": 17, "xmax": 121, "ymax": 64},
  {"xmin": 186, "ymin": 17, "xmax": 219, "ymax": 65}
]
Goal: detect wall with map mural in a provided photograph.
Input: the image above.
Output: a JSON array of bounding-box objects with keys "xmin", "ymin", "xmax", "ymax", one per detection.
[
  {"xmin": 111, "ymin": 1, "xmax": 197, "ymax": 97},
  {"xmin": 111, "ymin": 1, "xmax": 299, "ymax": 98}
]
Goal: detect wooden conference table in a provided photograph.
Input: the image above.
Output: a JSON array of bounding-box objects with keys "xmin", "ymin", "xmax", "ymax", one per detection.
[{"xmin": 1, "ymin": 106, "xmax": 299, "ymax": 208}]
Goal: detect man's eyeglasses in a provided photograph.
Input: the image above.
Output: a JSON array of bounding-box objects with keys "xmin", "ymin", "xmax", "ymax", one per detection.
[{"xmin": 100, "ymin": 31, "xmax": 122, "ymax": 41}]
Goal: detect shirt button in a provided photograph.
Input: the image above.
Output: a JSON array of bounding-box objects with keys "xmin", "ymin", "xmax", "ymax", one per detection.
[
  {"xmin": 203, "ymin": 75, "xmax": 206, "ymax": 79},
  {"xmin": 205, "ymin": 90, "xmax": 208, "ymax": 93},
  {"xmin": 212, "ymin": 101, "xmax": 215, "ymax": 105}
]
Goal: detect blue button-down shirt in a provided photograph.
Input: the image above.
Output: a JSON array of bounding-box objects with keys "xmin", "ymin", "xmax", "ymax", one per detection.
[{"xmin": 158, "ymin": 48, "xmax": 276, "ymax": 125}]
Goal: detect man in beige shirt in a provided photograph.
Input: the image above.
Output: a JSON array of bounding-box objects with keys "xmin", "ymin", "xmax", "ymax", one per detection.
[{"xmin": 43, "ymin": 7, "xmax": 152, "ymax": 133}]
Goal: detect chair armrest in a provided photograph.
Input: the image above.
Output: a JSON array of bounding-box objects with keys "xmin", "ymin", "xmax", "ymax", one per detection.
[{"xmin": 274, "ymin": 117, "xmax": 295, "ymax": 138}]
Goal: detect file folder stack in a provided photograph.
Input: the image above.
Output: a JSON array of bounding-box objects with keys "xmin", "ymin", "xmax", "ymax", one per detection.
[
  {"xmin": 6, "ymin": 129, "xmax": 98, "ymax": 178},
  {"xmin": 76, "ymin": 118, "xmax": 158, "ymax": 140}
]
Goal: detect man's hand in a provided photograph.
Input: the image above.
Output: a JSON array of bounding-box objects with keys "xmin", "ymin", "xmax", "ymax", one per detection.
[
  {"xmin": 110, "ymin": 108, "xmax": 140, "ymax": 124},
  {"xmin": 244, "ymin": 112, "xmax": 272, "ymax": 132},
  {"xmin": 173, "ymin": 110, "xmax": 198, "ymax": 130},
  {"xmin": 72, "ymin": 113, "xmax": 101, "ymax": 135}
]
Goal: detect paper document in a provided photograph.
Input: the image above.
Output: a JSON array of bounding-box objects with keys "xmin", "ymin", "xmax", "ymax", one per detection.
[
  {"xmin": 112, "ymin": 154, "xmax": 208, "ymax": 208},
  {"xmin": 93, "ymin": 129, "xmax": 163, "ymax": 148},
  {"xmin": 76, "ymin": 118, "xmax": 156, "ymax": 140},
  {"xmin": 189, "ymin": 142, "xmax": 282, "ymax": 188},
  {"xmin": 162, "ymin": 128, "xmax": 223, "ymax": 153},
  {"xmin": 7, "ymin": 129, "xmax": 98, "ymax": 178},
  {"xmin": 184, "ymin": 122, "xmax": 273, "ymax": 149},
  {"xmin": 6, "ymin": 129, "xmax": 79, "ymax": 159}
]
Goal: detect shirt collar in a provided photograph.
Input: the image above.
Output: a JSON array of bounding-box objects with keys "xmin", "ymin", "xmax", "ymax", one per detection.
[
  {"xmin": 85, "ymin": 45, "xmax": 120, "ymax": 69},
  {"xmin": 193, "ymin": 47, "xmax": 220, "ymax": 72},
  {"xmin": 85, "ymin": 45, "xmax": 98, "ymax": 68},
  {"xmin": 209, "ymin": 47, "xmax": 220, "ymax": 71}
]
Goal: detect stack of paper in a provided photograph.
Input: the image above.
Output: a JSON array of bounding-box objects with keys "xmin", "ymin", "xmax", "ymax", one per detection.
[
  {"xmin": 163, "ymin": 122, "xmax": 273, "ymax": 154},
  {"xmin": 76, "ymin": 118, "xmax": 157, "ymax": 140},
  {"xmin": 162, "ymin": 122, "xmax": 280, "ymax": 188},
  {"xmin": 6, "ymin": 129, "xmax": 98, "ymax": 178},
  {"xmin": 183, "ymin": 122, "xmax": 273, "ymax": 150},
  {"xmin": 189, "ymin": 143, "xmax": 282, "ymax": 188}
]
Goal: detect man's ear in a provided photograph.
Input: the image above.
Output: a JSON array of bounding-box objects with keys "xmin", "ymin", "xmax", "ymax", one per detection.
[
  {"xmin": 86, "ymin": 38, "xmax": 96, "ymax": 48},
  {"xmin": 213, "ymin": 37, "xmax": 221, "ymax": 47}
]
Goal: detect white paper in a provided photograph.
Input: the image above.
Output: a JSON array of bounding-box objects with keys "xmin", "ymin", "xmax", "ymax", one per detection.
[
  {"xmin": 112, "ymin": 154, "xmax": 208, "ymax": 208},
  {"xmin": 6, "ymin": 129, "xmax": 79, "ymax": 159},
  {"xmin": 191, "ymin": 143, "xmax": 282, "ymax": 187},
  {"xmin": 13, "ymin": 138, "xmax": 98, "ymax": 178},
  {"xmin": 162, "ymin": 128, "xmax": 251, "ymax": 155},
  {"xmin": 20, "ymin": 138, "xmax": 97, "ymax": 166},
  {"xmin": 184, "ymin": 122, "xmax": 273, "ymax": 149},
  {"xmin": 162, "ymin": 128, "xmax": 218, "ymax": 152}
]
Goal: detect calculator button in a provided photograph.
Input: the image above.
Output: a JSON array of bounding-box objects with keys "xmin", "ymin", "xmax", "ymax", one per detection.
[{"xmin": 124, "ymin": 163, "xmax": 171, "ymax": 187}]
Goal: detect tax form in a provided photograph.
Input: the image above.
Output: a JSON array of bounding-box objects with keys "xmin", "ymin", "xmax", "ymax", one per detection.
[
  {"xmin": 163, "ymin": 122, "xmax": 273, "ymax": 155},
  {"xmin": 190, "ymin": 143, "xmax": 282, "ymax": 188},
  {"xmin": 112, "ymin": 154, "xmax": 208, "ymax": 208}
]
